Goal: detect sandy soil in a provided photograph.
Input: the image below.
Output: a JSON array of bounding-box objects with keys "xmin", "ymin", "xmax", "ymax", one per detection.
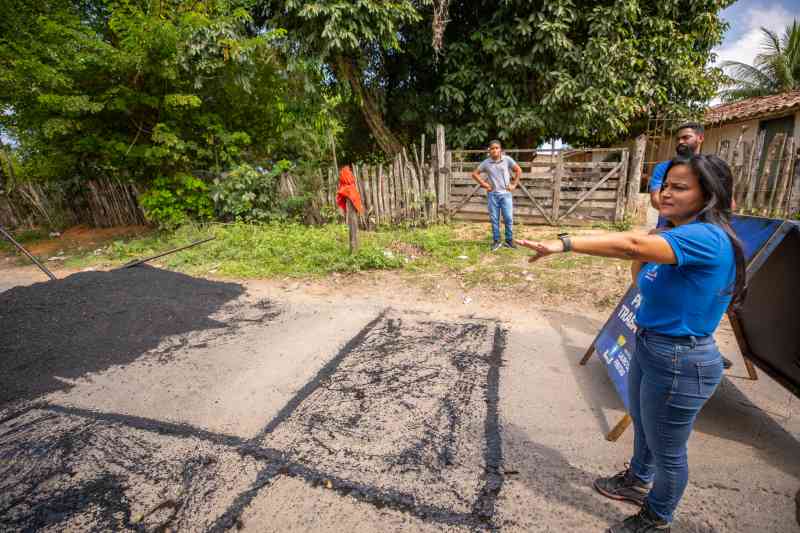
[{"xmin": 1, "ymin": 264, "xmax": 799, "ymax": 532}]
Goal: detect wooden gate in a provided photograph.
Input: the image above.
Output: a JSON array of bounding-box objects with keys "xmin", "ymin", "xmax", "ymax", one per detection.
[{"xmin": 448, "ymin": 148, "xmax": 629, "ymax": 225}]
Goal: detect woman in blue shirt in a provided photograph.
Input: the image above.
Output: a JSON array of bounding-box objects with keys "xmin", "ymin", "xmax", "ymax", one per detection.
[{"xmin": 517, "ymin": 154, "xmax": 746, "ymax": 533}]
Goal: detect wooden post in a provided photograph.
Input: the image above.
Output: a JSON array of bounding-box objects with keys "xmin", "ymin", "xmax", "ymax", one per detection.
[
  {"xmin": 736, "ymin": 141, "xmax": 752, "ymax": 207},
  {"xmin": 787, "ymin": 150, "xmax": 800, "ymax": 217},
  {"xmin": 757, "ymin": 133, "xmax": 785, "ymax": 213},
  {"xmin": 727, "ymin": 309, "xmax": 759, "ymax": 381},
  {"xmin": 580, "ymin": 343, "xmax": 595, "ymax": 365},
  {"xmin": 775, "ymin": 138, "xmax": 796, "ymax": 217},
  {"xmin": 768, "ymin": 135, "xmax": 789, "ymax": 214},
  {"xmin": 614, "ymin": 149, "xmax": 630, "ymax": 223},
  {"xmin": 330, "ymin": 132, "xmax": 339, "ymax": 173},
  {"xmin": 436, "ymin": 125, "xmax": 447, "ymax": 216},
  {"xmin": 607, "ymin": 414, "xmax": 633, "ymax": 442},
  {"xmin": 625, "ymin": 134, "xmax": 647, "ymax": 218},
  {"xmin": 346, "ymin": 198, "xmax": 358, "ymax": 253},
  {"xmin": 428, "ymin": 147, "xmax": 437, "ymax": 222},
  {"xmin": 390, "ymin": 158, "xmax": 398, "ymax": 221},
  {"xmin": 431, "ymin": 143, "xmax": 438, "ymax": 220},
  {"xmin": 731, "ymin": 127, "xmax": 746, "ymax": 204},
  {"xmin": 445, "ymin": 151, "xmax": 453, "ymax": 221},
  {"xmin": 553, "ymin": 150, "xmax": 563, "ymax": 222},
  {"xmin": 745, "ymin": 130, "xmax": 766, "ymax": 210}
]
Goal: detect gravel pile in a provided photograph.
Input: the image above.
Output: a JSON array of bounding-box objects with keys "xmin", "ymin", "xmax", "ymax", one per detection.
[{"xmin": 0, "ymin": 266, "xmax": 245, "ymax": 406}]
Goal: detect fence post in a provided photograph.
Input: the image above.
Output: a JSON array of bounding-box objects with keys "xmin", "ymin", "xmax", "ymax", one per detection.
[
  {"xmin": 552, "ymin": 150, "xmax": 563, "ymax": 222},
  {"xmin": 346, "ymin": 198, "xmax": 358, "ymax": 253},
  {"xmin": 731, "ymin": 126, "xmax": 747, "ymax": 203},
  {"xmin": 436, "ymin": 125, "xmax": 447, "ymax": 219},
  {"xmin": 757, "ymin": 133, "xmax": 785, "ymax": 213},
  {"xmin": 745, "ymin": 130, "xmax": 766, "ymax": 210},
  {"xmin": 625, "ymin": 134, "xmax": 647, "ymax": 218},
  {"xmin": 615, "ymin": 149, "xmax": 630, "ymax": 223}
]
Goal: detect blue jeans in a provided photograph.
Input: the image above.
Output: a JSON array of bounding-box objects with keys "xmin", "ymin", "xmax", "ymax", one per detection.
[
  {"xmin": 628, "ymin": 329, "xmax": 723, "ymax": 522},
  {"xmin": 487, "ymin": 191, "xmax": 513, "ymax": 243}
]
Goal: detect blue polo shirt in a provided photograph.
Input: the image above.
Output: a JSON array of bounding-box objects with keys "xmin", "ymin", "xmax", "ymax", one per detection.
[
  {"xmin": 651, "ymin": 161, "xmax": 670, "ymax": 228},
  {"xmin": 650, "ymin": 161, "xmax": 670, "ymax": 192},
  {"xmin": 636, "ymin": 222, "xmax": 735, "ymax": 337}
]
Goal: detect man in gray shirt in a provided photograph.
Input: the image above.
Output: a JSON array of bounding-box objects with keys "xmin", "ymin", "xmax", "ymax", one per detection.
[{"xmin": 472, "ymin": 140, "xmax": 522, "ymax": 251}]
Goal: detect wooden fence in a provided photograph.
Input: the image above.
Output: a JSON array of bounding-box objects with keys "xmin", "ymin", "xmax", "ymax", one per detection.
[
  {"xmin": 0, "ymin": 178, "xmax": 146, "ymax": 230},
  {"xmin": 716, "ymin": 131, "xmax": 799, "ymax": 218},
  {"xmin": 320, "ymin": 128, "xmax": 448, "ymax": 228},
  {"xmin": 320, "ymin": 127, "xmax": 633, "ymax": 228},
  {"xmin": 447, "ymin": 148, "xmax": 630, "ymax": 225}
]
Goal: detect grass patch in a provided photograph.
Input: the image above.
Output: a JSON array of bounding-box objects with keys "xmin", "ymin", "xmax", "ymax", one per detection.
[
  {"xmin": 61, "ymin": 222, "xmax": 628, "ymax": 308},
  {"xmin": 64, "ymin": 222, "xmax": 543, "ymax": 279}
]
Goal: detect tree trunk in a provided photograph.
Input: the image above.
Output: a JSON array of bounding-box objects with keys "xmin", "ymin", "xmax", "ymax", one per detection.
[{"xmin": 335, "ymin": 55, "xmax": 403, "ymax": 156}]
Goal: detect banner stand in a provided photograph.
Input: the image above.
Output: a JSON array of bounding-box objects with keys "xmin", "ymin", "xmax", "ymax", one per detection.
[
  {"xmin": 579, "ymin": 340, "xmax": 632, "ymax": 442},
  {"xmin": 727, "ymin": 310, "xmax": 760, "ymax": 381}
]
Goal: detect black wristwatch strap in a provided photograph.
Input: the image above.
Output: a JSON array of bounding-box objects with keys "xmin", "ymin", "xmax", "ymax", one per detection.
[{"xmin": 558, "ymin": 233, "xmax": 572, "ymax": 252}]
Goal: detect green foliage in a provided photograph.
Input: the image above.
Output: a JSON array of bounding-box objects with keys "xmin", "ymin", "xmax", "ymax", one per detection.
[
  {"xmin": 721, "ymin": 20, "xmax": 800, "ymax": 101},
  {"xmin": 73, "ymin": 222, "xmax": 409, "ymax": 276},
  {"xmin": 278, "ymin": 0, "xmax": 420, "ymax": 58},
  {"xmin": 211, "ymin": 162, "xmax": 290, "ymax": 222},
  {"xmin": 424, "ymin": 0, "xmax": 733, "ymax": 146},
  {"xmin": 139, "ymin": 174, "xmax": 214, "ymax": 229},
  {"xmin": 280, "ymin": 195, "xmax": 311, "ymax": 221},
  {"xmin": 64, "ymin": 222, "xmax": 621, "ymax": 305},
  {"xmin": 280, "ymin": 0, "xmax": 732, "ymax": 151},
  {"xmin": 0, "ymin": 0, "xmax": 335, "ymax": 193}
]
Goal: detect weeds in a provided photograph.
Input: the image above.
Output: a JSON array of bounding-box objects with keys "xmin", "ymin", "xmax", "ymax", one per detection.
[
  {"xmin": 0, "ymin": 228, "xmax": 49, "ymax": 252},
  {"xmin": 19, "ymin": 221, "xmax": 630, "ymax": 307}
]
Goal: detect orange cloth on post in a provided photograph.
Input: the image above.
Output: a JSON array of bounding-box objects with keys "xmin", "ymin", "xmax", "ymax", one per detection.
[{"xmin": 335, "ymin": 166, "xmax": 364, "ymax": 214}]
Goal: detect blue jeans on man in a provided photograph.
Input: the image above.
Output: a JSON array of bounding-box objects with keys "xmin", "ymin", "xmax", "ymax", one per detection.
[
  {"xmin": 488, "ymin": 191, "xmax": 513, "ymax": 244},
  {"xmin": 628, "ymin": 329, "xmax": 723, "ymax": 522}
]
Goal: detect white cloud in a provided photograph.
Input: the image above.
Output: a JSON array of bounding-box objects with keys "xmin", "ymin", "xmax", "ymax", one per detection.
[{"xmin": 714, "ymin": 4, "xmax": 794, "ymax": 66}]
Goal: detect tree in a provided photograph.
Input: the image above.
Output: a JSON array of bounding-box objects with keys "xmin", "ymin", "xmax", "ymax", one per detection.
[
  {"xmin": 417, "ymin": 0, "xmax": 733, "ymax": 147},
  {"xmin": 268, "ymin": 0, "xmax": 732, "ymax": 150},
  {"xmin": 720, "ymin": 20, "xmax": 800, "ymax": 102},
  {"xmin": 258, "ymin": 0, "xmax": 420, "ymax": 155},
  {"xmin": 0, "ymin": 0, "xmax": 334, "ymax": 185}
]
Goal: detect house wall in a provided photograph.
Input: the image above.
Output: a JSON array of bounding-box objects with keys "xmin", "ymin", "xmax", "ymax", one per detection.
[{"xmin": 702, "ymin": 118, "xmax": 762, "ymax": 155}]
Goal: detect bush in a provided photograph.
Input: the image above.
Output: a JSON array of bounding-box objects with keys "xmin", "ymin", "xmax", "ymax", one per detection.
[
  {"xmin": 139, "ymin": 174, "xmax": 214, "ymax": 229},
  {"xmin": 280, "ymin": 194, "xmax": 311, "ymax": 221},
  {"xmin": 211, "ymin": 161, "xmax": 291, "ymax": 222}
]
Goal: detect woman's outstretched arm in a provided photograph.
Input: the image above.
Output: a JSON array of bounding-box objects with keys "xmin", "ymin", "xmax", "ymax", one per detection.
[{"xmin": 515, "ymin": 232, "xmax": 676, "ymax": 265}]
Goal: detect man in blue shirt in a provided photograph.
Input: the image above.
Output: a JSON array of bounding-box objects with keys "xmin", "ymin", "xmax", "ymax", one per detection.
[{"xmin": 649, "ymin": 122, "xmax": 704, "ymax": 213}]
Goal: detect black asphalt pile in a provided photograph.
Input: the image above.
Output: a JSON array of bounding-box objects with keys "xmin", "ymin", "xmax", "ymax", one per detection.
[{"xmin": 0, "ymin": 266, "xmax": 245, "ymax": 406}]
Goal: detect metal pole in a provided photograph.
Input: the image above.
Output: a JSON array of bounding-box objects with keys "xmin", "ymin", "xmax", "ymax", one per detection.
[
  {"xmin": 116, "ymin": 236, "xmax": 215, "ymax": 270},
  {"xmin": 0, "ymin": 224, "xmax": 57, "ymax": 280}
]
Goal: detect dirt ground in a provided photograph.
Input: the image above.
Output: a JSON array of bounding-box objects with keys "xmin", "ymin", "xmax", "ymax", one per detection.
[{"xmin": 1, "ymin": 262, "xmax": 799, "ymax": 532}]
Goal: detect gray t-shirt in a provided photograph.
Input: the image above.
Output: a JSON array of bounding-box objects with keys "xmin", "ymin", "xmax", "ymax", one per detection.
[{"xmin": 478, "ymin": 155, "xmax": 517, "ymax": 192}]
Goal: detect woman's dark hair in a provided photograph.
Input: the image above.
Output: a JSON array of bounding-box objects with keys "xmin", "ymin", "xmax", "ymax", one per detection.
[{"xmin": 663, "ymin": 154, "xmax": 747, "ymax": 306}]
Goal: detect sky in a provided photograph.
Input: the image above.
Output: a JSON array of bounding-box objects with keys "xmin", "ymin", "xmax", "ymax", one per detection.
[{"xmin": 714, "ymin": 0, "xmax": 800, "ymax": 67}]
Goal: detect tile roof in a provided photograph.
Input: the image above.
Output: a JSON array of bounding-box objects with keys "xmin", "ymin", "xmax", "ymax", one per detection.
[{"xmin": 705, "ymin": 90, "xmax": 800, "ymax": 125}]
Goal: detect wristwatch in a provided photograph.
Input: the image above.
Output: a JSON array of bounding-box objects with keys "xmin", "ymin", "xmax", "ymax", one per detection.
[{"xmin": 557, "ymin": 233, "xmax": 572, "ymax": 252}]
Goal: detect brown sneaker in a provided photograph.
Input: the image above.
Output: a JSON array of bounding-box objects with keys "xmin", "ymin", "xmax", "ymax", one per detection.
[{"xmin": 594, "ymin": 468, "xmax": 651, "ymax": 506}]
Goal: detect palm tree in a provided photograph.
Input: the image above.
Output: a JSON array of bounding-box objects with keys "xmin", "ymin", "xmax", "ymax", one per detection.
[{"xmin": 720, "ymin": 20, "xmax": 800, "ymax": 102}]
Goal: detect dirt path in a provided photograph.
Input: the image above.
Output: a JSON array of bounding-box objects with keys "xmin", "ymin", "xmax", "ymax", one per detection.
[{"xmin": 1, "ymin": 265, "xmax": 799, "ymax": 532}]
